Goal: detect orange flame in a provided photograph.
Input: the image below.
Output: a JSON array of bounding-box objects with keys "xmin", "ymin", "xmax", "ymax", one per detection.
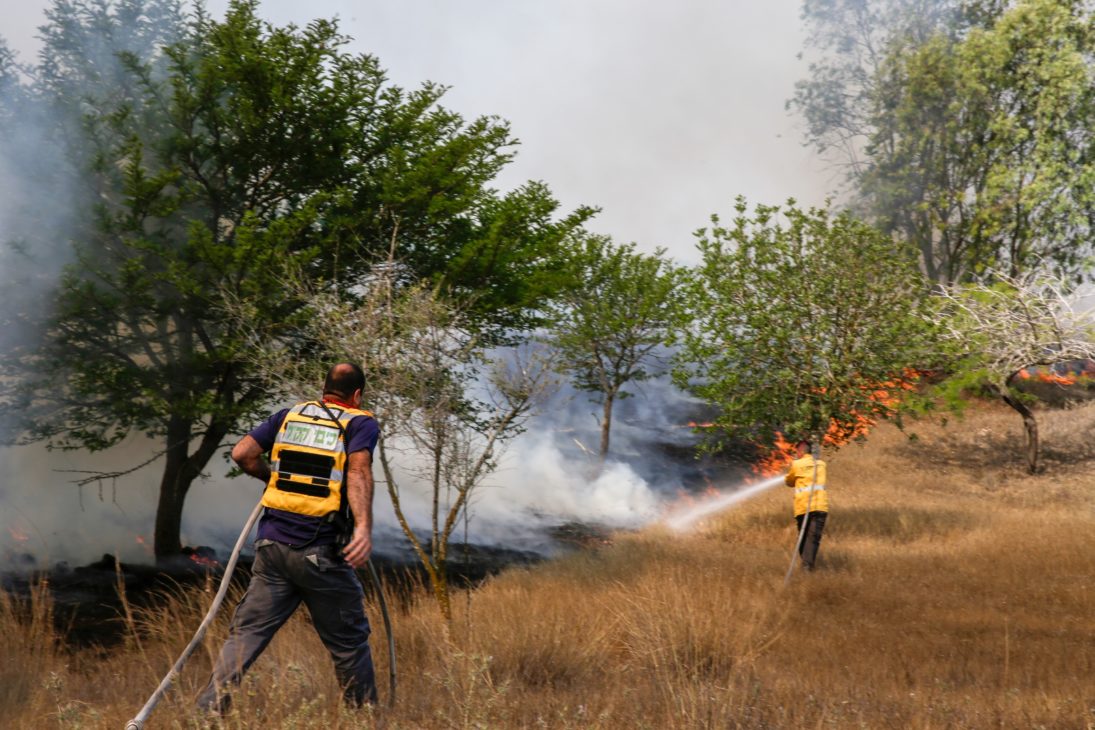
[
  {"xmin": 752, "ymin": 370, "xmax": 921, "ymax": 476},
  {"xmin": 9, "ymin": 527, "xmax": 30, "ymax": 543},
  {"xmin": 753, "ymin": 432, "xmax": 799, "ymax": 477},
  {"xmin": 1017, "ymin": 368, "xmax": 1078, "ymax": 386},
  {"xmin": 134, "ymin": 534, "xmax": 155, "ymax": 556},
  {"xmin": 189, "ymin": 554, "xmax": 220, "ymax": 568}
]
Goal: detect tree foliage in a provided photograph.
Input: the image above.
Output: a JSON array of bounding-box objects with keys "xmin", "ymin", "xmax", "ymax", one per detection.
[
  {"xmin": 544, "ymin": 235, "xmax": 682, "ymax": 461},
  {"xmin": 864, "ymin": 0, "xmax": 1095, "ymax": 283},
  {"xmin": 0, "ymin": 0, "xmax": 587, "ymax": 558},
  {"xmin": 674, "ymin": 198, "xmax": 935, "ymax": 450},
  {"xmin": 790, "ymin": 0, "xmax": 973, "ymax": 171},
  {"xmin": 793, "ymin": 0, "xmax": 1095, "ymax": 284},
  {"xmin": 0, "ymin": 39, "xmax": 18, "ymax": 105}
]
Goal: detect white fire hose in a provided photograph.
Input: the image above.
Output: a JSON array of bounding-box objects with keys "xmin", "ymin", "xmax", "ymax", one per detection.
[{"xmin": 124, "ymin": 500, "xmax": 396, "ymax": 729}]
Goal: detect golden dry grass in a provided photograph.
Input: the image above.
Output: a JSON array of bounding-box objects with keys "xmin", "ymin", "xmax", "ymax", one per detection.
[{"xmin": 2, "ymin": 399, "xmax": 1094, "ymax": 728}]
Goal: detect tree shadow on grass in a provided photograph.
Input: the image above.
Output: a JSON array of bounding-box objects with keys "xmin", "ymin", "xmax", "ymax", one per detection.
[
  {"xmin": 831, "ymin": 507, "xmax": 980, "ymax": 544},
  {"xmin": 894, "ymin": 403, "xmax": 1095, "ymax": 474},
  {"xmin": 891, "ymin": 428, "xmax": 1022, "ymax": 472},
  {"xmin": 1034, "ymin": 436, "xmax": 1095, "ymax": 471}
]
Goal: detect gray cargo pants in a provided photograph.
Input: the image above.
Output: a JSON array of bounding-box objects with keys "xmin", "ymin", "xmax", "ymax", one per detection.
[{"xmin": 196, "ymin": 539, "xmax": 377, "ymax": 712}]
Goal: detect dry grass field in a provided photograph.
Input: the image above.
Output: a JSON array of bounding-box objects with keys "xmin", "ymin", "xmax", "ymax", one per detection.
[{"xmin": 2, "ymin": 399, "xmax": 1094, "ymax": 729}]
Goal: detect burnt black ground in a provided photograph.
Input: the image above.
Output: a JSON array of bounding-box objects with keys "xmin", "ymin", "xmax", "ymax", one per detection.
[{"xmin": 0, "ymin": 539, "xmax": 549, "ymax": 650}]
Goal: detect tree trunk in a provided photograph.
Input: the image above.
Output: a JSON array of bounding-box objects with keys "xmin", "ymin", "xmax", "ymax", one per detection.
[
  {"xmin": 153, "ymin": 409, "xmax": 234, "ymax": 560},
  {"xmin": 430, "ymin": 558, "xmax": 452, "ymax": 622},
  {"xmin": 998, "ymin": 386, "xmax": 1041, "ymax": 474},
  {"xmin": 153, "ymin": 466, "xmax": 191, "ymax": 558},
  {"xmin": 379, "ymin": 441, "xmax": 452, "ymax": 621},
  {"xmin": 599, "ymin": 391, "xmax": 615, "ymax": 461},
  {"xmin": 154, "ymin": 418, "xmax": 195, "ymax": 559}
]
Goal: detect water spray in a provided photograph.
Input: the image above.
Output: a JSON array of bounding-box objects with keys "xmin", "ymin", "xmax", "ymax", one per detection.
[
  {"xmin": 124, "ymin": 500, "xmax": 396, "ymax": 729},
  {"xmin": 663, "ymin": 475, "xmax": 784, "ymax": 532}
]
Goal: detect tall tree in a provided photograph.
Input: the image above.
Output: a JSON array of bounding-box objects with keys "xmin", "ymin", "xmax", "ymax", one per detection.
[
  {"xmin": 674, "ymin": 198, "xmax": 935, "ymax": 450},
  {"xmin": 0, "ymin": 0, "xmax": 588, "ymax": 559},
  {"xmin": 0, "ymin": 0, "xmax": 185, "ymax": 359},
  {"xmin": 792, "ymin": 0, "xmax": 1095, "ymax": 284},
  {"xmin": 864, "ymin": 0, "xmax": 1095, "ymax": 283},
  {"xmin": 790, "ymin": 0, "xmax": 972, "ymax": 174},
  {"xmin": 545, "ymin": 235, "xmax": 682, "ymax": 462}
]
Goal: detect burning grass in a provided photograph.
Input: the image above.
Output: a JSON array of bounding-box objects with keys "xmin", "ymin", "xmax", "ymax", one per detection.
[{"xmin": 2, "ymin": 400, "xmax": 1094, "ymax": 728}]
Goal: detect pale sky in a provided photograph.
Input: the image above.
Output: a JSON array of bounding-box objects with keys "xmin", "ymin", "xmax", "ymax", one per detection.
[{"xmin": 2, "ymin": 0, "xmax": 837, "ymax": 264}]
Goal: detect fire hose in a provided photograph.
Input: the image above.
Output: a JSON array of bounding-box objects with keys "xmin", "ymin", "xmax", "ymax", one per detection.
[
  {"xmin": 783, "ymin": 440, "xmax": 821, "ymax": 585},
  {"xmin": 124, "ymin": 499, "xmax": 396, "ymax": 729}
]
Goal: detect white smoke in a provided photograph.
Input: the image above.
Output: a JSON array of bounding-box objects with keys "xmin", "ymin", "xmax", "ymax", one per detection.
[
  {"xmin": 1, "ymin": 367, "xmax": 741, "ymax": 568},
  {"xmin": 0, "ymin": 1, "xmax": 186, "ymax": 570},
  {"xmin": 490, "ymin": 433, "xmax": 662, "ymax": 526},
  {"xmin": 353, "ymin": 371, "xmax": 738, "ymax": 559}
]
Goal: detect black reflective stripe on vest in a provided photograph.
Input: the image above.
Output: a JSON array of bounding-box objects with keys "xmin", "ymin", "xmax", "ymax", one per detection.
[
  {"xmin": 274, "ymin": 478, "xmax": 331, "ymax": 499},
  {"xmin": 277, "ymin": 449, "xmax": 336, "ymax": 479}
]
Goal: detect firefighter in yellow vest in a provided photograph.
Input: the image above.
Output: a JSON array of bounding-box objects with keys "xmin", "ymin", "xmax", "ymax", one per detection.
[
  {"xmin": 197, "ymin": 362, "xmax": 379, "ymax": 713},
  {"xmin": 785, "ymin": 439, "xmax": 829, "ymax": 571}
]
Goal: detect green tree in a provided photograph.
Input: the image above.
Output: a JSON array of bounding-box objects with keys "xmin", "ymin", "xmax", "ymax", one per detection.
[
  {"xmin": 793, "ymin": 0, "xmax": 1095, "ymax": 284},
  {"xmin": 0, "ymin": 0, "xmax": 587, "ymax": 559},
  {"xmin": 790, "ymin": 0, "xmax": 974, "ymax": 172},
  {"xmin": 0, "ymin": 0, "xmax": 185, "ymax": 343},
  {"xmin": 0, "ymin": 39, "xmax": 17, "ymax": 102},
  {"xmin": 674, "ymin": 198, "xmax": 934, "ymax": 450},
  {"xmin": 545, "ymin": 235, "xmax": 682, "ymax": 462},
  {"xmin": 864, "ymin": 0, "xmax": 1095, "ymax": 283}
]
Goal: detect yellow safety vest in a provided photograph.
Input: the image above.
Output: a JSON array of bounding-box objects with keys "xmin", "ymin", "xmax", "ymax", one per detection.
[
  {"xmin": 261, "ymin": 401, "xmax": 374, "ymax": 518},
  {"xmin": 785, "ymin": 455, "xmax": 829, "ymax": 517}
]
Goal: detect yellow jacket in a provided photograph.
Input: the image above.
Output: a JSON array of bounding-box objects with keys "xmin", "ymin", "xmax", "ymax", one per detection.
[{"xmin": 785, "ymin": 454, "xmax": 829, "ymax": 516}]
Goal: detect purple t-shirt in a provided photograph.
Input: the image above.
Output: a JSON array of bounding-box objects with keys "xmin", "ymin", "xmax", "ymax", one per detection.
[{"xmin": 250, "ymin": 401, "xmax": 379, "ymax": 546}]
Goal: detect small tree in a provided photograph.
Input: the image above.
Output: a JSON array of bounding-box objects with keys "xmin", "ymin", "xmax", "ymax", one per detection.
[
  {"xmin": 933, "ymin": 271, "xmax": 1095, "ymax": 473},
  {"xmin": 545, "ymin": 235, "xmax": 682, "ymax": 462},
  {"xmin": 230, "ymin": 268, "xmax": 555, "ymax": 620},
  {"xmin": 674, "ymin": 198, "xmax": 935, "ymax": 450}
]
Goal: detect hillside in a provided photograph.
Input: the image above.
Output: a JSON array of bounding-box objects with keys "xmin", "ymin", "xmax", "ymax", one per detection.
[{"xmin": 3, "ymin": 400, "xmax": 1094, "ymax": 729}]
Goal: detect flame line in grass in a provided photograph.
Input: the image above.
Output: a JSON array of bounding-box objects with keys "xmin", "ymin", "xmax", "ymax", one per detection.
[{"xmin": 663, "ymin": 475, "xmax": 785, "ymax": 532}]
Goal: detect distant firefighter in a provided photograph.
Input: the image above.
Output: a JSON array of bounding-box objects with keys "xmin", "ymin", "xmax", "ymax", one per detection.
[{"xmin": 785, "ymin": 440, "xmax": 828, "ymax": 571}]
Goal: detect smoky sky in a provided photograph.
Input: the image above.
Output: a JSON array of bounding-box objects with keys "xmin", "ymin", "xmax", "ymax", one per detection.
[{"xmin": 3, "ymin": 0, "xmax": 835, "ymax": 263}]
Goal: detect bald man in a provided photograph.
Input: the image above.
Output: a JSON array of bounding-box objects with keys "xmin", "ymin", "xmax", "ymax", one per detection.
[{"xmin": 197, "ymin": 363, "xmax": 379, "ymax": 713}]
